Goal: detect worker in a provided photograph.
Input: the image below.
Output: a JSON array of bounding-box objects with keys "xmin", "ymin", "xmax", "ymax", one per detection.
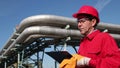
[{"xmin": 60, "ymin": 5, "xmax": 120, "ymax": 68}]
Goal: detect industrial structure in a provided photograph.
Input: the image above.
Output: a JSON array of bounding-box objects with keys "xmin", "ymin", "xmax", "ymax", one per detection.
[{"xmin": 0, "ymin": 15, "xmax": 120, "ymax": 68}]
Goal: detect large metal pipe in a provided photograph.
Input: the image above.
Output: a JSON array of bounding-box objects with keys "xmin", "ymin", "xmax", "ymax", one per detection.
[
  {"xmin": 2, "ymin": 26, "xmax": 81, "ymax": 56},
  {"xmin": 15, "ymin": 26, "xmax": 81, "ymax": 44},
  {"xmin": 97, "ymin": 22, "xmax": 120, "ymax": 34},
  {"xmin": 16, "ymin": 15, "xmax": 77, "ymax": 33},
  {"xmin": 23, "ymin": 34, "xmax": 71, "ymax": 45},
  {"xmin": 0, "ymin": 32, "xmax": 19, "ymax": 55},
  {"xmin": 16, "ymin": 15, "xmax": 120, "ymax": 34}
]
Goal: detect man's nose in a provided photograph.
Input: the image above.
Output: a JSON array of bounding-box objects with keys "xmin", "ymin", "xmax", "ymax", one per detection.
[{"xmin": 78, "ymin": 22, "xmax": 82, "ymax": 27}]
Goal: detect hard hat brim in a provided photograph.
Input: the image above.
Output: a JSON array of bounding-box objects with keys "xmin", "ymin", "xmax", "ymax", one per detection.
[
  {"xmin": 73, "ymin": 13, "xmax": 91, "ymax": 18},
  {"xmin": 72, "ymin": 13, "xmax": 99, "ymax": 23}
]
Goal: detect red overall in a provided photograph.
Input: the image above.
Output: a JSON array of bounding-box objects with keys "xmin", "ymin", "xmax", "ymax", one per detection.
[{"xmin": 78, "ymin": 30, "xmax": 120, "ymax": 68}]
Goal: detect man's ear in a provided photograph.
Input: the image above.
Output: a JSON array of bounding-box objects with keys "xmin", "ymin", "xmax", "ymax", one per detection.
[{"xmin": 91, "ymin": 19, "xmax": 97, "ymax": 27}]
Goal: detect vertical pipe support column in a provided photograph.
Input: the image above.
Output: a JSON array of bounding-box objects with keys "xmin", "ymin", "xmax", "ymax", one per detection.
[
  {"xmin": 4, "ymin": 61, "xmax": 6, "ymax": 68},
  {"xmin": 20, "ymin": 50, "xmax": 24, "ymax": 68},
  {"xmin": 17, "ymin": 52, "xmax": 20, "ymax": 68}
]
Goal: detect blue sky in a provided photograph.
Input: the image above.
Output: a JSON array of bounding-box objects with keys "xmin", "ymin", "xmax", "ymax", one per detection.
[{"xmin": 0, "ymin": 0, "xmax": 120, "ymax": 68}]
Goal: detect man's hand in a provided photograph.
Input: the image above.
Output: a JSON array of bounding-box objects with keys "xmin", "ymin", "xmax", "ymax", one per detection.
[
  {"xmin": 72, "ymin": 54, "xmax": 91, "ymax": 67},
  {"xmin": 59, "ymin": 54, "xmax": 91, "ymax": 68},
  {"xmin": 76, "ymin": 56, "xmax": 91, "ymax": 67}
]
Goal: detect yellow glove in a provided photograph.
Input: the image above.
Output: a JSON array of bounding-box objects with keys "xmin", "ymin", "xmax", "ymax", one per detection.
[
  {"xmin": 59, "ymin": 54, "xmax": 84, "ymax": 68},
  {"xmin": 59, "ymin": 59, "xmax": 70, "ymax": 68},
  {"xmin": 72, "ymin": 54, "xmax": 84, "ymax": 61},
  {"xmin": 59, "ymin": 57, "xmax": 76, "ymax": 68}
]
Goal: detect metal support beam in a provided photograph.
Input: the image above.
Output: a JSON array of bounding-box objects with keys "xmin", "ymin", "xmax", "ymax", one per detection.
[
  {"xmin": 54, "ymin": 45, "xmax": 57, "ymax": 68},
  {"xmin": 37, "ymin": 52, "xmax": 40, "ymax": 68}
]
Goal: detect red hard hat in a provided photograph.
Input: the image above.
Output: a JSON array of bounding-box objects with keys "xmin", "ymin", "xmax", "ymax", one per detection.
[{"xmin": 73, "ymin": 5, "xmax": 100, "ymax": 23}]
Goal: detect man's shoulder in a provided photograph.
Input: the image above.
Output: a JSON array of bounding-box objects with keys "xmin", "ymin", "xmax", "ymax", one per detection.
[{"xmin": 97, "ymin": 31, "xmax": 113, "ymax": 39}]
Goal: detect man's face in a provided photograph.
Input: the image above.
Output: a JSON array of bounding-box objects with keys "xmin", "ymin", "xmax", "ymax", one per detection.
[{"xmin": 77, "ymin": 17, "xmax": 96, "ymax": 36}]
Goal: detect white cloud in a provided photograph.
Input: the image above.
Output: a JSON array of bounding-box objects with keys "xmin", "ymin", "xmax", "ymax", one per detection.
[{"xmin": 95, "ymin": 0, "xmax": 112, "ymax": 12}]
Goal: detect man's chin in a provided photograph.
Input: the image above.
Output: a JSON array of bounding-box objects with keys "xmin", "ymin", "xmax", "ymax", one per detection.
[{"xmin": 80, "ymin": 32, "xmax": 85, "ymax": 35}]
